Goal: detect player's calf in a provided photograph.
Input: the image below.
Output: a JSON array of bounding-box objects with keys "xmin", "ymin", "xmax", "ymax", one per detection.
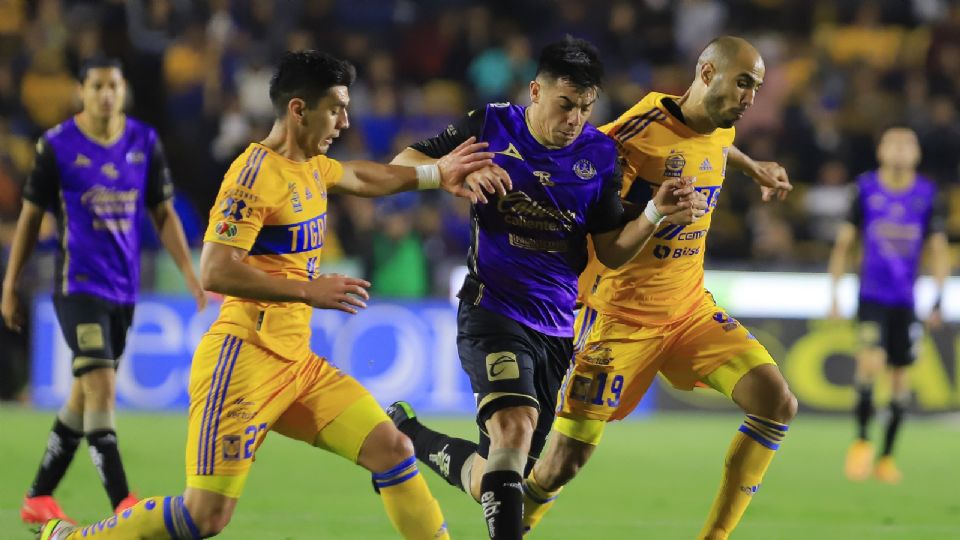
[{"xmin": 183, "ymin": 488, "xmax": 236, "ymax": 537}]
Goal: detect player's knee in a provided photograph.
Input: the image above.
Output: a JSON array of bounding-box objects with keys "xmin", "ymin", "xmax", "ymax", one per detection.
[
  {"xmin": 486, "ymin": 407, "xmax": 537, "ymax": 449},
  {"xmin": 359, "ymin": 422, "xmax": 415, "ymax": 473},
  {"xmin": 79, "ymin": 368, "xmax": 116, "ymax": 404},
  {"xmin": 184, "ymin": 499, "xmax": 233, "ymax": 537},
  {"xmin": 773, "ymin": 388, "xmax": 798, "ymax": 423}
]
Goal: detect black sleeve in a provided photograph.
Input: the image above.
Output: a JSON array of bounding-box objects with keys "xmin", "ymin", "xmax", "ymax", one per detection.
[
  {"xmin": 925, "ymin": 191, "xmax": 947, "ymax": 238},
  {"xmin": 408, "ymin": 109, "xmax": 484, "ymax": 158},
  {"xmin": 587, "ymin": 158, "xmax": 626, "ymax": 234},
  {"xmin": 845, "ymin": 186, "xmax": 863, "ymax": 229},
  {"xmin": 22, "ymin": 137, "xmax": 60, "ymax": 208},
  {"xmin": 145, "ymin": 138, "xmax": 174, "ymax": 207}
]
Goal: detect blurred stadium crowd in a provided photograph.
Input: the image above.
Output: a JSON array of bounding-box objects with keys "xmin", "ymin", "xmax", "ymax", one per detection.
[{"xmin": 0, "ymin": 0, "xmax": 959, "ymax": 302}]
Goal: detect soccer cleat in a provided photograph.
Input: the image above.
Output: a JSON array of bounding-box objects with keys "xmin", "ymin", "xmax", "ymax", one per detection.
[
  {"xmin": 114, "ymin": 492, "xmax": 139, "ymax": 514},
  {"xmin": 35, "ymin": 519, "xmax": 78, "ymax": 540},
  {"xmin": 844, "ymin": 439, "xmax": 874, "ymax": 482},
  {"xmin": 874, "ymin": 456, "xmax": 902, "ymax": 484},
  {"xmin": 21, "ymin": 495, "xmax": 74, "ymax": 525},
  {"xmin": 386, "ymin": 401, "xmax": 418, "ymax": 431}
]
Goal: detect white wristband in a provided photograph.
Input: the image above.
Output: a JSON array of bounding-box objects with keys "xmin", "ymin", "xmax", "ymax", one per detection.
[
  {"xmin": 415, "ymin": 164, "xmax": 441, "ymax": 190},
  {"xmin": 643, "ymin": 199, "xmax": 665, "ymax": 226}
]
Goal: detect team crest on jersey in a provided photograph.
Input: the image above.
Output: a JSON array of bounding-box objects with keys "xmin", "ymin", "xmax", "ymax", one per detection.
[
  {"xmin": 100, "ymin": 163, "xmax": 119, "ymax": 180},
  {"xmin": 214, "ymin": 221, "xmax": 238, "ymax": 239},
  {"xmin": 289, "ymin": 182, "xmax": 303, "ymax": 213},
  {"xmin": 664, "ymin": 150, "xmax": 685, "ymax": 178},
  {"xmin": 73, "ymin": 153, "xmax": 91, "ymax": 167},
  {"xmin": 126, "ymin": 151, "xmax": 145, "ymax": 164},
  {"xmin": 533, "ymin": 170, "xmax": 554, "ymax": 187},
  {"xmin": 573, "ymin": 159, "xmax": 596, "ymax": 180}
]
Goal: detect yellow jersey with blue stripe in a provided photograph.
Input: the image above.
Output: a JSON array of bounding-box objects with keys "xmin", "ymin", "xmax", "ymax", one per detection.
[
  {"xmin": 203, "ymin": 143, "xmax": 342, "ymax": 360},
  {"xmin": 579, "ymin": 92, "xmax": 735, "ymax": 325}
]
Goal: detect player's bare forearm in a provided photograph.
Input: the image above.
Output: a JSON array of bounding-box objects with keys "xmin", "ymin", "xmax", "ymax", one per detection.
[
  {"xmin": 200, "ymin": 242, "xmax": 307, "ymax": 303},
  {"xmin": 330, "ymin": 161, "xmax": 419, "ymax": 198},
  {"xmin": 828, "ymin": 223, "xmax": 857, "ymax": 301},
  {"xmin": 726, "ymin": 145, "xmax": 757, "ymax": 173},
  {"xmin": 591, "ymin": 217, "xmax": 657, "ymax": 269},
  {"xmin": 390, "ymin": 147, "xmax": 437, "ymax": 167},
  {"xmin": 150, "ymin": 201, "xmax": 200, "ymax": 285},
  {"xmin": 2, "ymin": 201, "xmax": 45, "ymax": 293},
  {"xmin": 927, "ymin": 232, "xmax": 951, "ymax": 291}
]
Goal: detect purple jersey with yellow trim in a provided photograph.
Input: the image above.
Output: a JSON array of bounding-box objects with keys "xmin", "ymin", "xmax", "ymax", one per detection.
[
  {"xmin": 22, "ymin": 116, "xmax": 173, "ymax": 304},
  {"xmin": 850, "ymin": 171, "xmax": 942, "ymax": 307},
  {"xmin": 454, "ymin": 103, "xmax": 624, "ymax": 337}
]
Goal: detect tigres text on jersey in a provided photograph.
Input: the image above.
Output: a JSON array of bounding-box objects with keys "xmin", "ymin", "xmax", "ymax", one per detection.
[{"xmin": 203, "ymin": 143, "xmax": 342, "ymax": 360}]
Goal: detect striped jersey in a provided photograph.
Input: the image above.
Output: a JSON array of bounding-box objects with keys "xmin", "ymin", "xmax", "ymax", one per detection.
[
  {"xmin": 203, "ymin": 143, "xmax": 342, "ymax": 360},
  {"xmin": 579, "ymin": 92, "xmax": 735, "ymax": 325}
]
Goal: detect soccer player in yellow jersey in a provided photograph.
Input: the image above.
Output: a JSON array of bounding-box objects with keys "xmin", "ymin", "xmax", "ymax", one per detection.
[
  {"xmin": 38, "ymin": 50, "xmax": 499, "ymax": 540},
  {"xmin": 519, "ymin": 37, "xmax": 798, "ymax": 539}
]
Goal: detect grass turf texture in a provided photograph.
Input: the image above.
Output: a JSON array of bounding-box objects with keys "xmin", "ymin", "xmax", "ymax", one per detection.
[{"xmin": 2, "ymin": 409, "xmax": 959, "ymax": 539}]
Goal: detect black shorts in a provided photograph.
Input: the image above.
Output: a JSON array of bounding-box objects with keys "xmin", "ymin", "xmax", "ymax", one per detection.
[
  {"xmin": 456, "ymin": 302, "xmax": 572, "ymax": 463},
  {"xmin": 53, "ymin": 293, "xmax": 135, "ymax": 377},
  {"xmin": 857, "ymin": 300, "xmax": 922, "ymax": 367}
]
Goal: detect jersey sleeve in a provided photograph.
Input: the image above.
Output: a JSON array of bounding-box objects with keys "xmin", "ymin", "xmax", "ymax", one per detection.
[
  {"xmin": 315, "ymin": 155, "xmax": 344, "ymax": 189},
  {"xmin": 925, "ymin": 190, "xmax": 947, "ymax": 238},
  {"xmin": 145, "ymin": 137, "xmax": 174, "ymax": 207},
  {"xmin": 587, "ymin": 157, "xmax": 626, "ymax": 234},
  {"xmin": 203, "ymin": 155, "xmax": 274, "ymax": 251},
  {"xmin": 22, "ymin": 137, "xmax": 60, "ymax": 208},
  {"xmin": 408, "ymin": 109, "xmax": 484, "ymax": 158}
]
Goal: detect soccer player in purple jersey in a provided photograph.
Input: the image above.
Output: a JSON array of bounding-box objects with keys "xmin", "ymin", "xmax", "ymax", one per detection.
[
  {"xmin": 2, "ymin": 57, "xmax": 205, "ymax": 524},
  {"xmin": 387, "ymin": 36, "xmax": 707, "ymax": 539},
  {"xmin": 828, "ymin": 126, "xmax": 951, "ymax": 483}
]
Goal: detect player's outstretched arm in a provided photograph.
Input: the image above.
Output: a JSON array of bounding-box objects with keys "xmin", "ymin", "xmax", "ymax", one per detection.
[
  {"xmin": 331, "ymin": 137, "xmax": 497, "ymax": 198},
  {"xmin": 827, "ymin": 222, "xmax": 858, "ymax": 319},
  {"xmin": 1, "ymin": 201, "xmax": 45, "ymax": 331},
  {"xmin": 727, "ymin": 145, "xmax": 792, "ymax": 201},
  {"xmin": 591, "ymin": 177, "xmax": 706, "ymax": 268},
  {"xmin": 149, "ymin": 200, "xmax": 207, "ymax": 311},
  {"xmin": 199, "ymin": 242, "xmax": 370, "ymax": 314}
]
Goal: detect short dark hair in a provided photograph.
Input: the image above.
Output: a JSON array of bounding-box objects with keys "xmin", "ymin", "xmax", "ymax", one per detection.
[
  {"xmin": 535, "ymin": 36, "xmax": 604, "ymax": 89},
  {"xmin": 269, "ymin": 50, "xmax": 357, "ymax": 117},
  {"xmin": 78, "ymin": 55, "xmax": 123, "ymax": 82}
]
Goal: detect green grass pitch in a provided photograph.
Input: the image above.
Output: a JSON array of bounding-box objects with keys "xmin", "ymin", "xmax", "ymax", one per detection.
[{"xmin": 2, "ymin": 408, "xmax": 959, "ymax": 539}]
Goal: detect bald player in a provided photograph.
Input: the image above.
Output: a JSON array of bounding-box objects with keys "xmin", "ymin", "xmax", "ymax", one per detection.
[{"xmin": 519, "ymin": 37, "xmax": 797, "ymax": 539}]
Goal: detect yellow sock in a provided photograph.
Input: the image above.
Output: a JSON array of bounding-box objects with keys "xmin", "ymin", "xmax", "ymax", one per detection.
[
  {"xmin": 698, "ymin": 415, "xmax": 788, "ymax": 540},
  {"xmin": 374, "ymin": 457, "xmax": 449, "ymax": 539},
  {"xmin": 67, "ymin": 496, "xmax": 199, "ymax": 539},
  {"xmin": 521, "ymin": 469, "xmax": 562, "ymax": 533}
]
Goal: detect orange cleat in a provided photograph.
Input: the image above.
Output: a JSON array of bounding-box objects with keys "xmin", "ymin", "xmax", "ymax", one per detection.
[
  {"xmin": 844, "ymin": 439, "xmax": 874, "ymax": 482},
  {"xmin": 874, "ymin": 456, "xmax": 902, "ymax": 484},
  {"xmin": 21, "ymin": 495, "xmax": 74, "ymax": 525},
  {"xmin": 114, "ymin": 493, "xmax": 139, "ymax": 514}
]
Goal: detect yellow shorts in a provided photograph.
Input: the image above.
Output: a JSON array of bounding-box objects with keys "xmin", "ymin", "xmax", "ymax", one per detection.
[
  {"xmin": 184, "ymin": 333, "xmax": 390, "ymax": 497},
  {"xmin": 556, "ymin": 294, "xmax": 775, "ymax": 442}
]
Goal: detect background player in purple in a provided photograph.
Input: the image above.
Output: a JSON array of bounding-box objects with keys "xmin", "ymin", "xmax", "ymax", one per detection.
[
  {"xmin": 2, "ymin": 56, "xmax": 205, "ymax": 524},
  {"xmin": 828, "ymin": 126, "xmax": 950, "ymax": 483},
  {"xmin": 387, "ymin": 37, "xmax": 706, "ymax": 539}
]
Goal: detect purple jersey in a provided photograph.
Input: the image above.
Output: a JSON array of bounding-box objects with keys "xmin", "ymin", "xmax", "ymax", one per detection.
[
  {"xmin": 849, "ymin": 171, "xmax": 944, "ymax": 307},
  {"xmin": 23, "ymin": 116, "xmax": 173, "ymax": 305},
  {"xmin": 417, "ymin": 104, "xmax": 623, "ymax": 337}
]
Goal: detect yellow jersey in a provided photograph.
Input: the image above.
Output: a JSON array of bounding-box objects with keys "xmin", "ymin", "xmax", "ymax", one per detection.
[
  {"xmin": 203, "ymin": 143, "xmax": 342, "ymax": 360},
  {"xmin": 579, "ymin": 92, "xmax": 735, "ymax": 325}
]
